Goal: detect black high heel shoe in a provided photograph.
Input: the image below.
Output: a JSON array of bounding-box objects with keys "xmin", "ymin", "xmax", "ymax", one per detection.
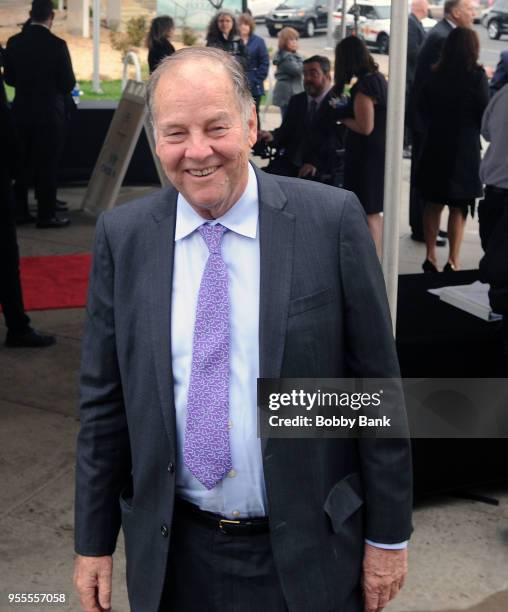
[
  {"xmin": 422, "ymin": 259, "xmax": 438, "ymax": 273},
  {"xmin": 443, "ymin": 262, "xmax": 456, "ymax": 272}
]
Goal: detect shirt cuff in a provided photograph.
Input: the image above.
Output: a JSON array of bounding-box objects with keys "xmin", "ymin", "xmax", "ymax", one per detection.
[{"xmin": 365, "ymin": 539, "xmax": 408, "ymax": 550}]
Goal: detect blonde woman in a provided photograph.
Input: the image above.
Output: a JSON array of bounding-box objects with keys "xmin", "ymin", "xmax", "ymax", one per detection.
[{"xmin": 272, "ymin": 27, "xmax": 303, "ymax": 118}]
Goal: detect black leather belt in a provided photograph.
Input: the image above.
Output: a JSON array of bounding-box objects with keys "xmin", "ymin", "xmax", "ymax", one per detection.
[{"xmin": 175, "ymin": 497, "xmax": 269, "ymax": 535}]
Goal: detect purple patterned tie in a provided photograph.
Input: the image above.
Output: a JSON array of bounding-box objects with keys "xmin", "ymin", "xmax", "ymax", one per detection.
[{"xmin": 184, "ymin": 223, "xmax": 232, "ymax": 490}]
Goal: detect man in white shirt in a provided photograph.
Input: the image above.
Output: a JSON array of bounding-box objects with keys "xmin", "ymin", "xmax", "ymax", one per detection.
[{"xmin": 73, "ymin": 47, "xmax": 412, "ymax": 612}]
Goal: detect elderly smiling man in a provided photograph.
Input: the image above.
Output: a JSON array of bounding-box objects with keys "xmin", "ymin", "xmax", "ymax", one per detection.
[{"xmin": 73, "ymin": 48, "xmax": 412, "ymax": 612}]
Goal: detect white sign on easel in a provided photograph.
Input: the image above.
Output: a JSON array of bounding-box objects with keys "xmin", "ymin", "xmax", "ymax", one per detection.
[{"xmin": 82, "ymin": 79, "xmax": 170, "ymax": 216}]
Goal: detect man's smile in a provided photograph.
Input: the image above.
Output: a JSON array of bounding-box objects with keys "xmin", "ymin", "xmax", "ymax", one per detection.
[{"xmin": 186, "ymin": 166, "xmax": 220, "ymax": 178}]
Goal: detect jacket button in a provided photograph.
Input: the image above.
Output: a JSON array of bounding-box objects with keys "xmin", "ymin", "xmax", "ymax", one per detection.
[
  {"xmin": 167, "ymin": 462, "xmax": 175, "ymax": 474},
  {"xmin": 161, "ymin": 524, "xmax": 169, "ymax": 537}
]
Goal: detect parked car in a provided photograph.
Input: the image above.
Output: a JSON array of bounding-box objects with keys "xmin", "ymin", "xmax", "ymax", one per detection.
[
  {"xmin": 249, "ymin": 0, "xmax": 282, "ymax": 21},
  {"xmin": 331, "ymin": 0, "xmax": 355, "ymax": 26},
  {"xmin": 481, "ymin": 0, "xmax": 508, "ymax": 38},
  {"xmin": 265, "ymin": 0, "xmax": 331, "ymax": 37},
  {"xmin": 357, "ymin": 2, "xmax": 393, "ymax": 53},
  {"xmin": 427, "ymin": 0, "xmax": 445, "ymax": 20},
  {"xmin": 332, "ymin": 1, "xmax": 367, "ymax": 35},
  {"xmin": 342, "ymin": 1, "xmax": 436, "ymax": 54}
]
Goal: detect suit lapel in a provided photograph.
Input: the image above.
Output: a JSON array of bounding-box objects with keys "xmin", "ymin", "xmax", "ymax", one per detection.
[
  {"xmin": 149, "ymin": 189, "xmax": 178, "ymax": 452},
  {"xmin": 148, "ymin": 173, "xmax": 296, "ymax": 455},
  {"xmin": 255, "ymin": 167, "xmax": 295, "ymax": 453}
]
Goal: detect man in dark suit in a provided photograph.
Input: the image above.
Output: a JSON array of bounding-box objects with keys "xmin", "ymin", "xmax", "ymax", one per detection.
[
  {"xmin": 0, "ymin": 47, "xmax": 55, "ymax": 347},
  {"xmin": 4, "ymin": 0, "xmax": 74, "ymax": 228},
  {"xmin": 407, "ymin": 0, "xmax": 428, "ymax": 91},
  {"xmin": 404, "ymin": 0, "xmax": 428, "ymax": 153},
  {"xmin": 409, "ymin": 0, "xmax": 476, "ymax": 241},
  {"xmin": 259, "ymin": 56, "xmax": 344, "ymax": 186},
  {"xmin": 73, "ymin": 48, "xmax": 412, "ymax": 612}
]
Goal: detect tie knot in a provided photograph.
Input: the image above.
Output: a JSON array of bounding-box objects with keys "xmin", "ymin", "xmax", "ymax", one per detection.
[{"xmin": 198, "ymin": 223, "xmax": 227, "ymax": 254}]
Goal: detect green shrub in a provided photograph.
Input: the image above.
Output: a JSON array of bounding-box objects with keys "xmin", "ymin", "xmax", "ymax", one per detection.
[
  {"xmin": 109, "ymin": 16, "xmax": 148, "ymax": 60},
  {"xmin": 127, "ymin": 15, "xmax": 147, "ymax": 47},
  {"xmin": 126, "ymin": 16, "xmax": 147, "ymax": 48},
  {"xmin": 109, "ymin": 30, "xmax": 132, "ymax": 59}
]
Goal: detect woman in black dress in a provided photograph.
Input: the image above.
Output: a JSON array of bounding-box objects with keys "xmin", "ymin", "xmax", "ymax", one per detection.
[
  {"xmin": 333, "ymin": 36, "xmax": 388, "ymax": 257},
  {"xmin": 205, "ymin": 11, "xmax": 247, "ymax": 72},
  {"xmin": 416, "ymin": 27, "xmax": 489, "ymax": 272},
  {"xmin": 146, "ymin": 16, "xmax": 175, "ymax": 74}
]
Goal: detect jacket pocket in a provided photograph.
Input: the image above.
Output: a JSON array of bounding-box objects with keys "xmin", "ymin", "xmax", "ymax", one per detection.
[
  {"xmin": 324, "ymin": 472, "xmax": 364, "ymax": 534},
  {"xmin": 288, "ymin": 287, "xmax": 335, "ymax": 317}
]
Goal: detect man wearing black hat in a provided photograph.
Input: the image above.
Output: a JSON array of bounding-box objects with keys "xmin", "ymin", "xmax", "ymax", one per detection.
[{"xmin": 4, "ymin": 0, "xmax": 75, "ymax": 228}]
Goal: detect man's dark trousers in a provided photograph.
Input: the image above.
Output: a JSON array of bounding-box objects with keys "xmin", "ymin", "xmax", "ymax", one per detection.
[
  {"xmin": 409, "ymin": 130, "xmax": 425, "ymax": 239},
  {"xmin": 14, "ymin": 121, "xmax": 65, "ymax": 220},
  {"xmin": 159, "ymin": 508, "xmax": 290, "ymax": 612},
  {"xmin": 0, "ymin": 165, "xmax": 30, "ymax": 333}
]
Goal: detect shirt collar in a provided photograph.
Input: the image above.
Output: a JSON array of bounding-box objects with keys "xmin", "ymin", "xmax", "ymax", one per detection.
[
  {"xmin": 307, "ymin": 84, "xmax": 332, "ymax": 108},
  {"xmin": 30, "ymin": 22, "xmax": 50, "ymax": 30},
  {"xmin": 445, "ymin": 18, "xmax": 457, "ymax": 29},
  {"xmin": 175, "ymin": 163, "xmax": 259, "ymax": 241}
]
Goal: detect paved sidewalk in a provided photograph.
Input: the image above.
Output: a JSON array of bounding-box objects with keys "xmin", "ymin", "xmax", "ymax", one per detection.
[{"xmin": 1, "ymin": 136, "xmax": 506, "ymax": 611}]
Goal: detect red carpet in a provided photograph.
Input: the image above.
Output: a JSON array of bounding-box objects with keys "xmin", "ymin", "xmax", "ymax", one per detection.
[{"xmin": 19, "ymin": 253, "xmax": 92, "ymax": 311}]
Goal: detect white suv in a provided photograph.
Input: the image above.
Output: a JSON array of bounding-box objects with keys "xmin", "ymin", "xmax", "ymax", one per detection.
[{"xmin": 355, "ymin": 1, "xmax": 436, "ymax": 54}]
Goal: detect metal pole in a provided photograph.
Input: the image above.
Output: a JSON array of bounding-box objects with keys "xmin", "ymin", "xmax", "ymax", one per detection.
[
  {"xmin": 92, "ymin": 0, "xmax": 102, "ymax": 93},
  {"xmin": 381, "ymin": 0, "xmax": 409, "ymax": 331},
  {"xmin": 325, "ymin": 0, "xmax": 336, "ymax": 50},
  {"xmin": 340, "ymin": 0, "xmax": 348, "ymax": 41},
  {"xmin": 83, "ymin": 0, "xmax": 90, "ymax": 38}
]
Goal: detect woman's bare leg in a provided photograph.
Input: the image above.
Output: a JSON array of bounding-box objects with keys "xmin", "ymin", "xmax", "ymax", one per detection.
[
  {"xmin": 423, "ymin": 202, "xmax": 444, "ymax": 266},
  {"xmin": 447, "ymin": 207, "xmax": 467, "ymax": 269}
]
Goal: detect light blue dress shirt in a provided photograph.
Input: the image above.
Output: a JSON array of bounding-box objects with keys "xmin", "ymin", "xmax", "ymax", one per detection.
[
  {"xmin": 170, "ymin": 163, "xmax": 407, "ymax": 549},
  {"xmin": 172, "ymin": 164, "xmax": 266, "ymax": 520}
]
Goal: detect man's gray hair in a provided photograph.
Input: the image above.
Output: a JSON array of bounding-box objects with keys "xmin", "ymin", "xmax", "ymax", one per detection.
[{"xmin": 146, "ymin": 47, "xmax": 254, "ymax": 132}]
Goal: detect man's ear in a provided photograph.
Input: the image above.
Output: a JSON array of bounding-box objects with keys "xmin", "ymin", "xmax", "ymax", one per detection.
[{"xmin": 248, "ymin": 103, "xmax": 258, "ymax": 147}]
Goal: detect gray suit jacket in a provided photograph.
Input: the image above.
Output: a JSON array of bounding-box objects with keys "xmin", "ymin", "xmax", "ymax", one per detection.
[{"xmin": 75, "ymin": 167, "xmax": 412, "ymax": 612}]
